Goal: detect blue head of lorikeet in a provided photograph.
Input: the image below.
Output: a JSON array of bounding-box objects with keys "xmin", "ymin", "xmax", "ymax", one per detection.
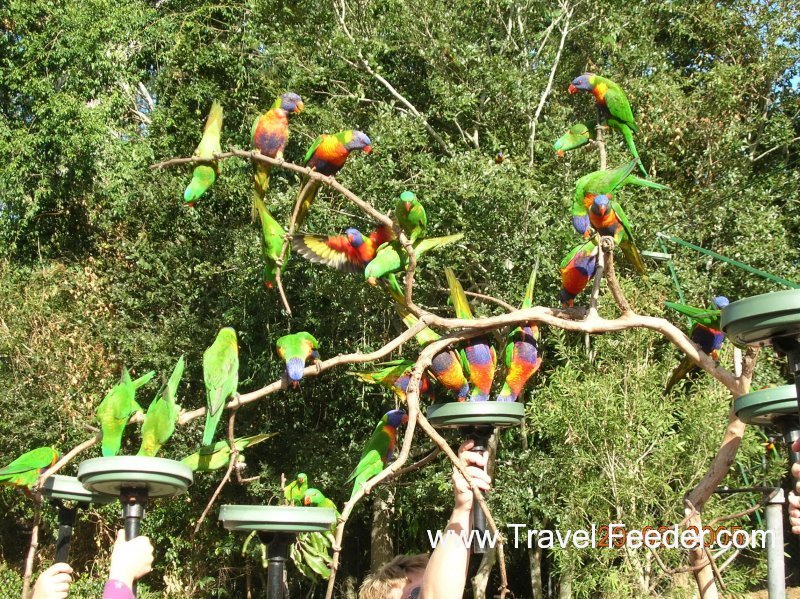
[
  {"xmin": 713, "ymin": 296, "xmax": 730, "ymax": 310},
  {"xmin": 345, "ymin": 228, "xmax": 366, "ymax": 247},
  {"xmin": 568, "ymin": 73, "xmax": 594, "ymax": 94},
  {"xmin": 286, "ymin": 358, "xmax": 305, "ymax": 384},
  {"xmin": 590, "ymin": 194, "xmax": 611, "ymax": 216},
  {"xmin": 345, "ymin": 131, "xmax": 373, "ymax": 154},
  {"xmin": 385, "ymin": 409, "xmax": 409, "ymax": 428},
  {"xmin": 279, "ymin": 92, "xmax": 304, "ymax": 113}
]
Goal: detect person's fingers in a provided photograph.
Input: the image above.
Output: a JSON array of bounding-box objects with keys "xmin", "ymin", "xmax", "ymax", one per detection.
[
  {"xmin": 50, "ymin": 563, "xmax": 73, "ymax": 575},
  {"xmin": 792, "ymin": 462, "xmax": 800, "ymax": 480},
  {"xmin": 51, "ymin": 573, "xmax": 72, "ymax": 585},
  {"xmin": 458, "ymin": 440, "xmax": 475, "ymax": 458},
  {"xmin": 461, "ymin": 450, "xmax": 488, "ymax": 469},
  {"xmin": 465, "ymin": 467, "xmax": 492, "ymax": 490},
  {"xmin": 792, "ymin": 438, "xmax": 800, "ymax": 452},
  {"xmin": 789, "ymin": 492, "xmax": 800, "ymax": 507},
  {"xmin": 115, "ymin": 529, "xmax": 126, "ymax": 545}
]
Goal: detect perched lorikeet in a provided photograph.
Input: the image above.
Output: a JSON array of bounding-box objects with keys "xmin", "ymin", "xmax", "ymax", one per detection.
[
  {"xmin": 292, "ymin": 225, "xmax": 394, "ymax": 274},
  {"xmin": 351, "ymin": 359, "xmax": 436, "ymax": 403},
  {"xmin": 498, "ymin": 266, "xmax": 542, "ymax": 402},
  {"xmin": 181, "ymin": 433, "xmax": 274, "ymax": 471},
  {"xmin": 554, "ymin": 123, "xmax": 592, "ymax": 156},
  {"xmin": 0, "ymin": 447, "xmax": 58, "ymax": 490},
  {"xmin": 295, "ymin": 130, "xmax": 372, "ymax": 225},
  {"xmin": 276, "ymin": 332, "xmax": 321, "ymax": 387},
  {"xmin": 138, "ymin": 356, "xmax": 184, "ymax": 457},
  {"xmin": 568, "ymin": 73, "xmax": 646, "ymax": 176},
  {"xmin": 303, "ymin": 488, "xmax": 338, "ymax": 511},
  {"xmin": 202, "ymin": 328, "xmax": 239, "ymax": 446},
  {"xmin": 184, "ymin": 101, "xmax": 223, "ymax": 206},
  {"xmin": 571, "ymin": 159, "xmax": 667, "ymax": 237},
  {"xmin": 251, "ymin": 92, "xmax": 304, "ymax": 218},
  {"xmin": 253, "ymin": 195, "xmax": 287, "ymax": 289},
  {"xmin": 364, "ymin": 234, "xmax": 464, "ymax": 286},
  {"xmin": 346, "ymin": 409, "xmax": 407, "ymax": 500},
  {"xmin": 559, "ymin": 239, "xmax": 599, "ymax": 307},
  {"xmin": 445, "ymin": 267, "xmax": 496, "ymax": 401},
  {"xmin": 665, "ymin": 297, "xmax": 730, "ymax": 394},
  {"xmin": 588, "ymin": 194, "xmax": 646, "ymax": 274},
  {"xmin": 285, "ymin": 473, "xmax": 308, "ymax": 506},
  {"xmin": 96, "ymin": 369, "xmax": 155, "ymax": 457},
  {"xmin": 395, "ymin": 191, "xmax": 427, "ymax": 243}
]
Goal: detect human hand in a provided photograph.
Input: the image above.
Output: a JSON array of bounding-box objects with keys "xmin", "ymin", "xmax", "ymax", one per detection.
[
  {"xmin": 31, "ymin": 562, "xmax": 73, "ymax": 599},
  {"xmin": 108, "ymin": 530, "xmax": 154, "ymax": 588},
  {"xmin": 452, "ymin": 440, "xmax": 491, "ymax": 512}
]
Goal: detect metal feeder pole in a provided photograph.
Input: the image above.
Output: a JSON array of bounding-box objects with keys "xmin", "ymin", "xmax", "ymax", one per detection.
[
  {"xmin": 258, "ymin": 532, "xmax": 293, "ymax": 598},
  {"xmin": 120, "ymin": 487, "xmax": 148, "ymax": 596},
  {"xmin": 766, "ymin": 488, "xmax": 787, "ymax": 599},
  {"xmin": 53, "ymin": 501, "xmax": 79, "ymax": 564}
]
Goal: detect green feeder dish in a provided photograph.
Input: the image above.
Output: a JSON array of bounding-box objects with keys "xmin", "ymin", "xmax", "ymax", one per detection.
[
  {"xmin": 426, "ymin": 401, "xmax": 525, "ymax": 428},
  {"xmin": 721, "ymin": 290, "xmax": 800, "ymax": 347},
  {"xmin": 219, "ymin": 505, "xmax": 336, "ymax": 534},
  {"xmin": 77, "ymin": 456, "xmax": 192, "ymax": 497},
  {"xmin": 734, "ymin": 385, "xmax": 798, "ymax": 426},
  {"xmin": 42, "ymin": 475, "xmax": 115, "ymax": 505}
]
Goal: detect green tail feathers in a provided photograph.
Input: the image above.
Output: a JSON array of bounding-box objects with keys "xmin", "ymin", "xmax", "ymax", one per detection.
[
  {"xmin": 252, "ymin": 163, "xmax": 272, "ymax": 222},
  {"xmin": 295, "ymin": 179, "xmax": 321, "ymax": 226},
  {"xmin": 444, "ymin": 267, "xmax": 473, "ymax": 320},
  {"xmin": 612, "ymin": 121, "xmax": 647, "ymax": 177}
]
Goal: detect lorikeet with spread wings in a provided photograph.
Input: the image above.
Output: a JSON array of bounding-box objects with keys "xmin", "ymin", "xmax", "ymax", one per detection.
[
  {"xmin": 571, "ymin": 159, "xmax": 667, "ymax": 237},
  {"xmin": 184, "ymin": 101, "xmax": 223, "ymax": 206},
  {"xmin": 559, "ymin": 239, "xmax": 599, "ymax": 307},
  {"xmin": 588, "ymin": 195, "xmax": 646, "ymax": 274},
  {"xmin": 202, "ymin": 328, "xmax": 239, "ymax": 446},
  {"xmin": 351, "ymin": 359, "xmax": 436, "ymax": 403},
  {"xmin": 277, "ymin": 332, "xmax": 321, "ymax": 387},
  {"xmin": 295, "ymin": 130, "xmax": 372, "ymax": 225},
  {"xmin": 251, "ymin": 93, "xmax": 304, "ymax": 218},
  {"xmin": 138, "ymin": 356, "xmax": 184, "ymax": 457},
  {"xmin": 0, "ymin": 447, "xmax": 58, "ymax": 491},
  {"xmin": 292, "ymin": 225, "xmax": 395, "ymax": 274},
  {"xmin": 364, "ymin": 234, "xmax": 464, "ymax": 286},
  {"xmin": 665, "ymin": 297, "xmax": 730, "ymax": 394},
  {"xmin": 395, "ymin": 191, "xmax": 427, "ymax": 243},
  {"xmin": 346, "ymin": 409, "xmax": 407, "ymax": 500},
  {"xmin": 285, "ymin": 473, "xmax": 308, "ymax": 506},
  {"xmin": 181, "ymin": 433, "xmax": 274, "ymax": 471},
  {"xmin": 498, "ymin": 265, "xmax": 542, "ymax": 402},
  {"xmin": 554, "ymin": 123, "xmax": 593, "ymax": 156},
  {"xmin": 568, "ymin": 73, "xmax": 646, "ymax": 176},
  {"xmin": 445, "ymin": 267, "xmax": 496, "ymax": 401},
  {"xmin": 96, "ymin": 369, "xmax": 155, "ymax": 457}
]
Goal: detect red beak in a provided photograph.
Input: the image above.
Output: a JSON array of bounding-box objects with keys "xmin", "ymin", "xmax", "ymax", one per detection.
[
  {"xmin": 295, "ymin": 101, "xmax": 305, "ymax": 113},
  {"xmin": 362, "ymin": 145, "xmax": 373, "ymax": 154},
  {"xmin": 556, "ymin": 150, "xmax": 564, "ymax": 157},
  {"xmin": 401, "ymin": 414, "xmax": 409, "ymax": 425},
  {"xmin": 303, "ymin": 496, "xmax": 311, "ymax": 506},
  {"xmin": 568, "ymin": 84, "xmax": 578, "ymax": 94},
  {"xmin": 404, "ymin": 202, "xmax": 411, "ymax": 211}
]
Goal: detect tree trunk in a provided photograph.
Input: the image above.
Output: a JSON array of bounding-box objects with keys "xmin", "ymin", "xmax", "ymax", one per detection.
[
  {"xmin": 529, "ymin": 544, "xmax": 544, "ymax": 598},
  {"xmin": 472, "ymin": 547, "xmax": 497, "ymax": 599},
  {"xmin": 558, "ymin": 569, "xmax": 573, "ymax": 599},
  {"xmin": 370, "ymin": 489, "xmax": 395, "ymax": 570}
]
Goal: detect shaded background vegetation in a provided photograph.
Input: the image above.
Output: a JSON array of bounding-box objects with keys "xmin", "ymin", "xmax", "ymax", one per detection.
[{"xmin": 1, "ymin": 0, "xmax": 799, "ymax": 596}]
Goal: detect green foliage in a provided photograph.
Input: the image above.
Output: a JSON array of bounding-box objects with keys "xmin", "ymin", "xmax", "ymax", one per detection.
[{"xmin": 0, "ymin": 0, "xmax": 798, "ymax": 596}]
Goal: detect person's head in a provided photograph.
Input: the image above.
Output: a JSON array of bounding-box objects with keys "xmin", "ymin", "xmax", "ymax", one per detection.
[{"xmin": 359, "ymin": 553, "xmax": 429, "ymax": 599}]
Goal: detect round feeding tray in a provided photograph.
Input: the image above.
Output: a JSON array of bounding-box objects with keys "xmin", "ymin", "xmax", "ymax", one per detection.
[
  {"xmin": 77, "ymin": 457, "xmax": 193, "ymax": 497},
  {"xmin": 42, "ymin": 475, "xmax": 115, "ymax": 505},
  {"xmin": 721, "ymin": 290, "xmax": 800, "ymax": 347},
  {"xmin": 734, "ymin": 385, "xmax": 799, "ymax": 426},
  {"xmin": 219, "ymin": 505, "xmax": 336, "ymax": 533},
  {"xmin": 426, "ymin": 402, "xmax": 525, "ymax": 428}
]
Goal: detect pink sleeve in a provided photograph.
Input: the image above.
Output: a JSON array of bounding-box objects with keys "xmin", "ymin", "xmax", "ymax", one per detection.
[{"xmin": 102, "ymin": 580, "xmax": 135, "ymax": 599}]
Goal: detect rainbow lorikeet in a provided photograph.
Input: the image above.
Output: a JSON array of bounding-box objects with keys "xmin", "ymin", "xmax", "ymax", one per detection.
[
  {"xmin": 588, "ymin": 195, "xmax": 646, "ymax": 274},
  {"xmin": 553, "ymin": 123, "xmax": 593, "ymax": 156},
  {"xmin": 395, "ymin": 191, "xmax": 427, "ymax": 243},
  {"xmin": 96, "ymin": 369, "xmax": 155, "ymax": 457},
  {"xmin": 568, "ymin": 73, "xmax": 646, "ymax": 176},
  {"xmin": 0, "ymin": 447, "xmax": 59, "ymax": 491},
  {"xmin": 276, "ymin": 332, "xmax": 321, "ymax": 387},
  {"xmin": 253, "ymin": 195, "xmax": 287, "ymax": 289},
  {"xmin": 498, "ymin": 265, "xmax": 542, "ymax": 402},
  {"xmin": 665, "ymin": 297, "xmax": 730, "ymax": 394},
  {"xmin": 351, "ymin": 359, "xmax": 436, "ymax": 403},
  {"xmin": 251, "ymin": 92, "xmax": 304, "ymax": 219},
  {"xmin": 292, "ymin": 225, "xmax": 395, "ymax": 274},
  {"xmin": 181, "ymin": 433, "xmax": 274, "ymax": 471},
  {"xmin": 184, "ymin": 101, "xmax": 223, "ymax": 207},
  {"xmin": 445, "ymin": 267, "xmax": 496, "ymax": 401},
  {"xmin": 346, "ymin": 409, "xmax": 407, "ymax": 500},
  {"xmin": 571, "ymin": 159, "xmax": 667, "ymax": 237},
  {"xmin": 285, "ymin": 473, "xmax": 308, "ymax": 506},
  {"xmin": 364, "ymin": 234, "xmax": 464, "ymax": 286},
  {"xmin": 202, "ymin": 328, "xmax": 239, "ymax": 446},
  {"xmin": 138, "ymin": 356, "xmax": 184, "ymax": 457},
  {"xmin": 303, "ymin": 488, "xmax": 338, "ymax": 512},
  {"xmin": 295, "ymin": 130, "xmax": 372, "ymax": 225},
  {"xmin": 559, "ymin": 239, "xmax": 599, "ymax": 307}
]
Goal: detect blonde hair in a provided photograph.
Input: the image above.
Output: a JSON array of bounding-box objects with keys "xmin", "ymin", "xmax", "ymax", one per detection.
[{"xmin": 359, "ymin": 554, "xmax": 429, "ymax": 599}]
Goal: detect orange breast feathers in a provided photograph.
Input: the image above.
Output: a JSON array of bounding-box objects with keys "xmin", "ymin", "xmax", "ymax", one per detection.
[{"xmin": 317, "ymin": 135, "xmax": 351, "ymax": 165}]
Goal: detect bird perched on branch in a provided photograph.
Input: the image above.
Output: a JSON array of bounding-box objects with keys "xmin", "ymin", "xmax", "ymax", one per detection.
[
  {"xmin": 665, "ymin": 296, "xmax": 730, "ymax": 394},
  {"xmin": 285, "ymin": 473, "xmax": 309, "ymax": 506},
  {"xmin": 138, "ymin": 356, "xmax": 184, "ymax": 457},
  {"xmin": 588, "ymin": 194, "xmax": 646, "ymax": 275},
  {"xmin": 277, "ymin": 332, "xmax": 321, "ymax": 387},
  {"xmin": 0, "ymin": 447, "xmax": 59, "ymax": 492},
  {"xmin": 364, "ymin": 233, "xmax": 464, "ymax": 287},
  {"xmin": 395, "ymin": 191, "xmax": 427, "ymax": 243},
  {"xmin": 181, "ymin": 434, "xmax": 274, "ymax": 471},
  {"xmin": 295, "ymin": 130, "xmax": 372, "ymax": 225},
  {"xmin": 253, "ymin": 195, "xmax": 287, "ymax": 289},
  {"xmin": 553, "ymin": 123, "xmax": 592, "ymax": 156},
  {"xmin": 346, "ymin": 409, "xmax": 407, "ymax": 500},
  {"xmin": 351, "ymin": 359, "xmax": 436, "ymax": 403},
  {"xmin": 559, "ymin": 239, "xmax": 599, "ymax": 308},
  {"xmin": 96, "ymin": 368, "xmax": 155, "ymax": 457},
  {"xmin": 184, "ymin": 101, "xmax": 223, "ymax": 207},
  {"xmin": 202, "ymin": 328, "xmax": 239, "ymax": 446},
  {"xmin": 292, "ymin": 225, "xmax": 394, "ymax": 274},
  {"xmin": 568, "ymin": 73, "xmax": 646, "ymax": 176}
]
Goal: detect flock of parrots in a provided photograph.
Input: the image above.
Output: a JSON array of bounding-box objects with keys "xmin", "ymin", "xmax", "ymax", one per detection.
[{"xmin": 1, "ymin": 74, "xmax": 733, "ymax": 544}]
